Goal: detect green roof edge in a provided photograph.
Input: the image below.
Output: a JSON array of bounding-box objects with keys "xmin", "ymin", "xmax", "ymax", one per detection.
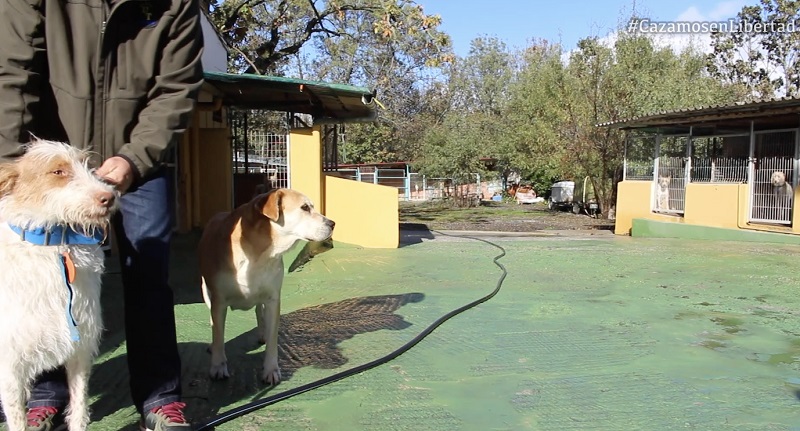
[{"xmin": 203, "ymin": 71, "xmax": 374, "ymax": 97}]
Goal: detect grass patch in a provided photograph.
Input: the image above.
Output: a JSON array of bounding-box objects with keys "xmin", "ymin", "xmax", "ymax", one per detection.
[{"xmin": 399, "ymin": 199, "xmax": 549, "ymax": 225}]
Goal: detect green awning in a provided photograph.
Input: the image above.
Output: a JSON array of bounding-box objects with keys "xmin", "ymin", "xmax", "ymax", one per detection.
[{"xmin": 203, "ymin": 71, "xmax": 378, "ymax": 123}]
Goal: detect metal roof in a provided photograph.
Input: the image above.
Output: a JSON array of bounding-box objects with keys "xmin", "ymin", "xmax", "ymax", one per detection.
[
  {"xmin": 597, "ymin": 95, "xmax": 800, "ymax": 131},
  {"xmin": 203, "ymin": 71, "xmax": 378, "ymax": 123}
]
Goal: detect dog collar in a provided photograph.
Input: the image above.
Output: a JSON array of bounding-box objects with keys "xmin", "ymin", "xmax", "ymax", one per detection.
[
  {"xmin": 7, "ymin": 224, "xmax": 104, "ymax": 343},
  {"xmin": 8, "ymin": 225, "xmax": 105, "ymax": 246}
]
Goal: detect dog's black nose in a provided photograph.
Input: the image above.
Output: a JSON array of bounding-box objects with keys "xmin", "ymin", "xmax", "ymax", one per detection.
[{"xmin": 327, "ymin": 219, "xmax": 335, "ymax": 228}]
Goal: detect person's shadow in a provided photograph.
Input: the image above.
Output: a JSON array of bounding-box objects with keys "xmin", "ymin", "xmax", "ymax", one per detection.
[
  {"xmin": 399, "ymin": 223, "xmax": 436, "ymax": 247},
  {"xmin": 87, "ymin": 292, "xmax": 425, "ymax": 429}
]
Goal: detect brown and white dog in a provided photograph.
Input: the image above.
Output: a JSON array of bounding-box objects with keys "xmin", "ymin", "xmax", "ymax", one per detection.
[
  {"xmin": 199, "ymin": 188, "xmax": 335, "ymax": 386},
  {"xmin": 0, "ymin": 139, "xmax": 118, "ymax": 431}
]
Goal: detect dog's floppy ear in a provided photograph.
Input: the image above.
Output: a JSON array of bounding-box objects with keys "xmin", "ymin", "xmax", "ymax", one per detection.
[
  {"xmin": 260, "ymin": 189, "xmax": 283, "ymax": 222},
  {"xmin": 0, "ymin": 163, "xmax": 19, "ymax": 197}
]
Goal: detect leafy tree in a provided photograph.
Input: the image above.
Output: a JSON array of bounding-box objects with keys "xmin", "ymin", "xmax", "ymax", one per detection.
[
  {"xmin": 450, "ymin": 37, "xmax": 515, "ymax": 116},
  {"xmin": 415, "ymin": 112, "xmax": 497, "ymax": 187},
  {"xmin": 206, "ymin": 0, "xmax": 455, "ymax": 166},
  {"xmin": 336, "ymin": 70, "xmax": 452, "ymax": 165},
  {"xmin": 504, "ymin": 40, "xmax": 568, "ymax": 193},
  {"xmin": 206, "ymin": 0, "xmax": 453, "ymax": 75},
  {"xmin": 505, "ymin": 32, "xmax": 739, "ymax": 216},
  {"xmin": 413, "ymin": 37, "xmax": 516, "ymax": 184},
  {"xmin": 706, "ymin": 0, "xmax": 800, "ymax": 100},
  {"xmin": 555, "ymin": 37, "xmax": 621, "ymax": 211}
]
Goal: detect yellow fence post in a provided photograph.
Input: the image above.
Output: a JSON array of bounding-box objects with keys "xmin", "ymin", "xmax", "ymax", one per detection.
[{"xmin": 288, "ymin": 126, "xmax": 324, "ymax": 212}]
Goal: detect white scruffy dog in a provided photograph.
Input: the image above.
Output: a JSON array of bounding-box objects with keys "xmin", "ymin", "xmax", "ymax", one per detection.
[
  {"xmin": 656, "ymin": 175, "xmax": 671, "ymax": 210},
  {"xmin": 0, "ymin": 139, "xmax": 118, "ymax": 431},
  {"xmin": 771, "ymin": 170, "xmax": 793, "ymax": 200}
]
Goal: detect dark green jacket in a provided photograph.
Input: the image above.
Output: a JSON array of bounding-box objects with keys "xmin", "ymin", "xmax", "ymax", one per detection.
[{"xmin": 0, "ymin": 0, "xmax": 204, "ymax": 181}]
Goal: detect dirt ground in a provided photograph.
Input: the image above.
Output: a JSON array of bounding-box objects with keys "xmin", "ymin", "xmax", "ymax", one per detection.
[{"xmin": 399, "ymin": 200, "xmax": 615, "ymax": 233}]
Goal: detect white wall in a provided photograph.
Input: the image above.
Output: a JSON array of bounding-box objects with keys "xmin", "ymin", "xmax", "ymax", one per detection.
[{"xmin": 200, "ymin": 14, "xmax": 228, "ymax": 73}]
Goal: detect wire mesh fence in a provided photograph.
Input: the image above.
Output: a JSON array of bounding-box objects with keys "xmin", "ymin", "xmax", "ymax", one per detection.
[
  {"xmin": 690, "ymin": 157, "xmax": 749, "ymax": 183},
  {"xmin": 333, "ymin": 166, "xmax": 412, "ymax": 198},
  {"xmin": 625, "ymin": 135, "xmax": 656, "ymax": 180},
  {"xmin": 242, "ymin": 132, "xmax": 290, "ymax": 188},
  {"xmin": 689, "ymin": 134, "xmax": 749, "ymax": 183}
]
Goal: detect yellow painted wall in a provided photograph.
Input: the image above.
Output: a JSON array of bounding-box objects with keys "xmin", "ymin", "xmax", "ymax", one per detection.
[
  {"xmin": 615, "ymin": 181, "xmax": 655, "ymax": 235},
  {"xmin": 287, "ymin": 125, "xmax": 399, "ymax": 248},
  {"xmin": 616, "ymin": 180, "xmax": 800, "ymax": 236},
  {"xmin": 181, "ymin": 120, "xmax": 399, "ymax": 247},
  {"xmin": 289, "ymin": 127, "xmax": 324, "ymax": 213},
  {"xmin": 324, "ymin": 175, "xmax": 399, "ymax": 248},
  {"xmin": 683, "ymin": 183, "xmax": 743, "ymax": 229},
  {"xmin": 615, "ymin": 180, "xmax": 689, "ymax": 235}
]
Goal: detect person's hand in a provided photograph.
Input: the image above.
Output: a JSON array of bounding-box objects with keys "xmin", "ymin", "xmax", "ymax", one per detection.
[{"xmin": 96, "ymin": 156, "xmax": 134, "ymax": 193}]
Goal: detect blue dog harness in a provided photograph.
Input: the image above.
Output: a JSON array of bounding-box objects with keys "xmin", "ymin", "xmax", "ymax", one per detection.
[{"xmin": 9, "ymin": 225, "xmax": 106, "ymax": 342}]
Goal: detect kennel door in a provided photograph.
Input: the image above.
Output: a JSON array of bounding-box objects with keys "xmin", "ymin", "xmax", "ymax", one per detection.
[
  {"xmin": 654, "ymin": 135, "xmax": 688, "ymax": 215},
  {"xmin": 749, "ymin": 130, "xmax": 797, "ymax": 225}
]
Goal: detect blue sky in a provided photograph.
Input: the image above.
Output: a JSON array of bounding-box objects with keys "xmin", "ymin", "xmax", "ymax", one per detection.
[{"xmin": 419, "ymin": 0, "xmax": 749, "ymax": 56}]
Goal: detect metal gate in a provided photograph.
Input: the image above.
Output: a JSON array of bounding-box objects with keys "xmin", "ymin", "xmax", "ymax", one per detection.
[
  {"xmin": 654, "ymin": 135, "xmax": 688, "ymax": 214},
  {"xmin": 749, "ymin": 129, "xmax": 797, "ymax": 225},
  {"xmin": 230, "ymin": 110, "xmax": 291, "ymax": 206},
  {"xmin": 246, "ymin": 132, "xmax": 290, "ymax": 189}
]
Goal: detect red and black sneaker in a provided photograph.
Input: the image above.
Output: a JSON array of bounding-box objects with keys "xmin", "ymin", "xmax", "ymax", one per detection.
[
  {"xmin": 26, "ymin": 406, "xmax": 66, "ymax": 431},
  {"xmin": 140, "ymin": 401, "xmax": 191, "ymax": 431}
]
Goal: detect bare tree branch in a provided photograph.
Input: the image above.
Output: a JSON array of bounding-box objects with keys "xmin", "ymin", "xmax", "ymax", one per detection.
[
  {"xmin": 220, "ymin": 0, "xmax": 264, "ymax": 31},
  {"xmin": 232, "ymin": 45, "xmax": 263, "ymax": 74}
]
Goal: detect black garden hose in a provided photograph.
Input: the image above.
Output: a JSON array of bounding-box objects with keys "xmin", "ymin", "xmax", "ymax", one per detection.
[{"xmin": 193, "ymin": 231, "xmax": 508, "ymax": 431}]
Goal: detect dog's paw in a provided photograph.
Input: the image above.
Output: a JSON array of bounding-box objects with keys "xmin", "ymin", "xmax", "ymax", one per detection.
[
  {"xmin": 209, "ymin": 362, "xmax": 230, "ymax": 380},
  {"xmin": 261, "ymin": 365, "xmax": 281, "ymax": 386}
]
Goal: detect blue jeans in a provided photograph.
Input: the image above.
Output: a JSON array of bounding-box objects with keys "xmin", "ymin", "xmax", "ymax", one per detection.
[{"xmin": 28, "ymin": 171, "xmax": 182, "ymax": 414}]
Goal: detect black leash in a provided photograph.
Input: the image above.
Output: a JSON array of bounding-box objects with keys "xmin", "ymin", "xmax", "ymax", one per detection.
[{"xmin": 193, "ymin": 231, "xmax": 508, "ymax": 431}]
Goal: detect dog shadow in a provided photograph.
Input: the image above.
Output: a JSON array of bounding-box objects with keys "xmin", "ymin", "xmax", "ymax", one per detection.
[{"xmin": 87, "ymin": 292, "xmax": 425, "ymax": 429}]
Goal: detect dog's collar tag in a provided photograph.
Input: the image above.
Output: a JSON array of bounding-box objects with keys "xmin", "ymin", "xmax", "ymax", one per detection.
[
  {"xmin": 58, "ymin": 252, "xmax": 80, "ymax": 342},
  {"xmin": 61, "ymin": 252, "xmax": 76, "ymax": 284}
]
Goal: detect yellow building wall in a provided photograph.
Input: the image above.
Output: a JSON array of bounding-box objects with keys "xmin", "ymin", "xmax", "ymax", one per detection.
[
  {"xmin": 616, "ymin": 180, "xmax": 800, "ymax": 236},
  {"xmin": 683, "ymin": 183, "xmax": 743, "ymax": 229},
  {"xmin": 289, "ymin": 127, "xmax": 324, "ymax": 213},
  {"xmin": 324, "ymin": 175, "xmax": 399, "ymax": 248},
  {"xmin": 288, "ymin": 125, "xmax": 399, "ymax": 249},
  {"xmin": 615, "ymin": 181, "xmax": 665, "ymax": 235}
]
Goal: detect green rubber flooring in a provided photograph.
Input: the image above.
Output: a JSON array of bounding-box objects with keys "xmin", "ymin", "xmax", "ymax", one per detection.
[{"xmin": 18, "ymin": 230, "xmax": 800, "ymax": 430}]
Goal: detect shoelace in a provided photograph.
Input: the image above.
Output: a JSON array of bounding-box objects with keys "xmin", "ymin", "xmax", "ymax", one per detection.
[
  {"xmin": 154, "ymin": 401, "xmax": 187, "ymax": 424},
  {"xmin": 27, "ymin": 406, "xmax": 59, "ymax": 426}
]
